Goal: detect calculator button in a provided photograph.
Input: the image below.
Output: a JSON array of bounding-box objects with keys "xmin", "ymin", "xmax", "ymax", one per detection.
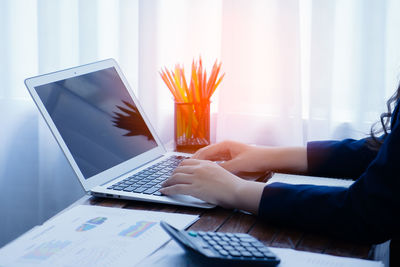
[
  {"xmin": 234, "ymin": 246, "xmax": 246, "ymax": 251},
  {"xmin": 219, "ymin": 241, "xmax": 228, "ymax": 246},
  {"xmin": 234, "ymin": 233, "xmax": 249, "ymax": 238},
  {"xmin": 230, "ymin": 241, "xmax": 239, "ymax": 246},
  {"xmin": 213, "ymin": 245, "xmax": 223, "ymax": 251},
  {"xmin": 212, "ymin": 236, "xmax": 221, "ymax": 241},
  {"xmin": 208, "ymin": 240, "xmax": 217, "ymax": 246},
  {"xmin": 188, "ymin": 231, "xmax": 197, "ymax": 237},
  {"xmin": 263, "ymin": 252, "xmax": 277, "ymax": 259},
  {"xmin": 228, "ymin": 250, "xmax": 241, "ymax": 257},
  {"xmin": 203, "ymin": 236, "xmax": 211, "ymax": 241},
  {"xmin": 198, "ymin": 231, "xmax": 205, "ymax": 236},
  {"xmin": 218, "ymin": 250, "xmax": 229, "ymax": 256},
  {"xmin": 246, "ymin": 247, "xmax": 258, "ymax": 252},
  {"xmin": 252, "ymin": 241, "xmax": 265, "ymax": 247},
  {"xmin": 241, "ymin": 242, "xmax": 252, "ymax": 247},
  {"xmin": 222, "ymin": 237, "xmax": 230, "ymax": 242},
  {"xmin": 240, "ymin": 237, "xmax": 256, "ymax": 243},
  {"xmin": 223, "ymin": 245, "xmax": 234, "ymax": 251},
  {"xmin": 202, "ymin": 247, "xmax": 218, "ymax": 257},
  {"xmin": 257, "ymin": 247, "xmax": 270, "ymax": 253},
  {"xmin": 231, "ymin": 237, "xmax": 240, "ymax": 242},
  {"xmin": 252, "ymin": 251, "xmax": 265, "ymax": 258},
  {"xmin": 241, "ymin": 251, "xmax": 253, "ymax": 257}
]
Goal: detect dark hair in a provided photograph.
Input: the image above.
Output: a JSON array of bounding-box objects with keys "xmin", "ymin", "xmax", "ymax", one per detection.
[{"xmin": 369, "ymin": 82, "xmax": 400, "ymax": 150}]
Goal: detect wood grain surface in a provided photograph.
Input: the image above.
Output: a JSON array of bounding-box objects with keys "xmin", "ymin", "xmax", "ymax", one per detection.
[{"xmin": 83, "ymin": 196, "xmax": 372, "ymax": 259}]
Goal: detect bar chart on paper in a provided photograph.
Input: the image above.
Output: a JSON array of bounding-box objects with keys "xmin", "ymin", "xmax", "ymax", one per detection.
[
  {"xmin": 76, "ymin": 217, "xmax": 107, "ymax": 232},
  {"xmin": 22, "ymin": 240, "xmax": 72, "ymax": 261},
  {"xmin": 119, "ymin": 221, "xmax": 157, "ymax": 238},
  {"xmin": 0, "ymin": 205, "xmax": 198, "ymax": 267}
]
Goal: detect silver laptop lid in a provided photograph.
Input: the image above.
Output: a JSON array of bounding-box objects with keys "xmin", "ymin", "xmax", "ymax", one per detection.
[{"xmin": 25, "ymin": 59, "xmax": 167, "ymax": 191}]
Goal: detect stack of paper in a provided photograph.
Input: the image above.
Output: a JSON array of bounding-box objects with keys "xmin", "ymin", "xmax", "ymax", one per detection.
[
  {"xmin": 0, "ymin": 205, "xmax": 198, "ymax": 267},
  {"xmin": 269, "ymin": 247, "xmax": 383, "ymax": 267},
  {"xmin": 267, "ymin": 173, "xmax": 354, "ymax": 188}
]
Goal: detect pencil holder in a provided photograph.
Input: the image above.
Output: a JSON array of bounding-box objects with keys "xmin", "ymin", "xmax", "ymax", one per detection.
[{"xmin": 174, "ymin": 101, "xmax": 210, "ymax": 150}]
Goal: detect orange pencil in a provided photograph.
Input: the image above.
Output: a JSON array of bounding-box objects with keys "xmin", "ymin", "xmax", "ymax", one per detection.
[
  {"xmin": 159, "ymin": 71, "xmax": 179, "ymax": 101},
  {"xmin": 160, "ymin": 57, "xmax": 222, "ymax": 102},
  {"xmin": 206, "ymin": 60, "xmax": 218, "ymax": 97},
  {"xmin": 202, "ymin": 70, "xmax": 207, "ymax": 100},
  {"xmin": 161, "ymin": 70, "xmax": 178, "ymax": 98},
  {"xmin": 165, "ymin": 68, "xmax": 184, "ymax": 102},
  {"xmin": 210, "ymin": 72, "xmax": 225, "ymax": 97},
  {"xmin": 192, "ymin": 62, "xmax": 200, "ymax": 102},
  {"xmin": 208, "ymin": 62, "xmax": 221, "ymax": 97},
  {"xmin": 180, "ymin": 67, "xmax": 191, "ymax": 102}
]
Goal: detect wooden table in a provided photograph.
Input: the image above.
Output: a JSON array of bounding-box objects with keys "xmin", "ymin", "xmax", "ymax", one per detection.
[
  {"xmin": 64, "ymin": 142, "xmax": 374, "ymax": 263},
  {"xmin": 79, "ymin": 194, "xmax": 373, "ymax": 261}
]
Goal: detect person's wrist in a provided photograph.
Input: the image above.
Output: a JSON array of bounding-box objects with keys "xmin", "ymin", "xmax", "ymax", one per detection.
[
  {"xmin": 217, "ymin": 176, "xmax": 246, "ymax": 209},
  {"xmin": 232, "ymin": 179, "xmax": 264, "ymax": 214},
  {"xmin": 267, "ymin": 146, "xmax": 307, "ymax": 173}
]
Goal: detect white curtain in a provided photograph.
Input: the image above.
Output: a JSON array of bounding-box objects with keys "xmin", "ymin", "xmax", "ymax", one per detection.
[
  {"xmin": 1, "ymin": 0, "xmax": 400, "ymax": 247},
  {"xmin": 141, "ymin": 0, "xmax": 400, "ymax": 146},
  {"xmin": 218, "ymin": 0, "xmax": 303, "ymax": 146},
  {"xmin": 0, "ymin": 0, "xmax": 140, "ymax": 247},
  {"xmin": 307, "ymin": 0, "xmax": 400, "ymax": 141}
]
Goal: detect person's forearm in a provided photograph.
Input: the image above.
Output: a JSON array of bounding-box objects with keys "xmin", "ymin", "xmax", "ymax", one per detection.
[
  {"xmin": 230, "ymin": 146, "xmax": 307, "ymax": 215},
  {"xmin": 261, "ymin": 146, "xmax": 308, "ymax": 174}
]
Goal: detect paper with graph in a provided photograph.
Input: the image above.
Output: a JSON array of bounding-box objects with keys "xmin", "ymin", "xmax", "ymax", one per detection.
[{"xmin": 0, "ymin": 205, "xmax": 198, "ymax": 267}]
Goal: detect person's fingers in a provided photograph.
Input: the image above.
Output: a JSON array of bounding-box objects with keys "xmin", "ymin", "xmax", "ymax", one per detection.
[
  {"xmin": 162, "ymin": 173, "xmax": 192, "ymax": 187},
  {"xmin": 191, "ymin": 144, "xmax": 213, "ymax": 159},
  {"xmin": 179, "ymin": 159, "xmax": 202, "ymax": 166},
  {"xmin": 173, "ymin": 165, "xmax": 195, "ymax": 175},
  {"xmin": 159, "ymin": 184, "xmax": 192, "ymax": 196},
  {"xmin": 192, "ymin": 143, "xmax": 230, "ymax": 160}
]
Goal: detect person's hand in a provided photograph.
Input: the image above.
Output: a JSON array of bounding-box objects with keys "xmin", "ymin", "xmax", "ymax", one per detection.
[
  {"xmin": 160, "ymin": 159, "xmax": 265, "ymax": 214},
  {"xmin": 160, "ymin": 159, "xmax": 243, "ymax": 208},
  {"xmin": 191, "ymin": 140, "xmax": 271, "ymax": 174}
]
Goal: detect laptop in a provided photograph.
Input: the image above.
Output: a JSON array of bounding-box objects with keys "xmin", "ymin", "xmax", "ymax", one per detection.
[{"xmin": 25, "ymin": 58, "xmax": 215, "ymax": 209}]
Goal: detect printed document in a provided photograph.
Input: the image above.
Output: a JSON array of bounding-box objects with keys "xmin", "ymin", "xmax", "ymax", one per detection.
[{"xmin": 0, "ymin": 205, "xmax": 198, "ymax": 267}]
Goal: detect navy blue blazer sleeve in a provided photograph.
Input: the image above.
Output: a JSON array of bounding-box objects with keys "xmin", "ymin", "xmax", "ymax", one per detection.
[
  {"xmin": 258, "ymin": 103, "xmax": 400, "ymax": 244},
  {"xmin": 307, "ymin": 138, "xmax": 378, "ymax": 179}
]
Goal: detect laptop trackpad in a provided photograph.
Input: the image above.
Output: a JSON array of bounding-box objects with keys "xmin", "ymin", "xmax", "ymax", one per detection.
[{"xmin": 165, "ymin": 194, "xmax": 216, "ymax": 208}]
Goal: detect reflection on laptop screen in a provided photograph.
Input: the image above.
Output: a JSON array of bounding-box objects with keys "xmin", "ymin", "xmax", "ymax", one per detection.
[{"xmin": 35, "ymin": 67, "xmax": 157, "ymax": 179}]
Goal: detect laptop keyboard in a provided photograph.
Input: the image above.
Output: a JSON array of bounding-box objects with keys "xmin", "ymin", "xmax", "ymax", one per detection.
[{"xmin": 107, "ymin": 155, "xmax": 188, "ymax": 196}]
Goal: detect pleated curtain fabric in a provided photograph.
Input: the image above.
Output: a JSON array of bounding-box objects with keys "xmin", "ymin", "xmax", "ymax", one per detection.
[{"xmin": 1, "ymin": 0, "xmax": 400, "ymax": 248}]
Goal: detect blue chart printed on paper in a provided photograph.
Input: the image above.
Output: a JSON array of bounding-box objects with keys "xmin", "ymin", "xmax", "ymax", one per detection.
[
  {"xmin": 23, "ymin": 240, "xmax": 71, "ymax": 261},
  {"xmin": 119, "ymin": 221, "xmax": 157, "ymax": 238},
  {"xmin": 76, "ymin": 217, "xmax": 107, "ymax": 232}
]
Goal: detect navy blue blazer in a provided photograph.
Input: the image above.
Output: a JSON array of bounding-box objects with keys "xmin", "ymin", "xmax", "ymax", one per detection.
[{"xmin": 259, "ymin": 101, "xmax": 399, "ymax": 246}]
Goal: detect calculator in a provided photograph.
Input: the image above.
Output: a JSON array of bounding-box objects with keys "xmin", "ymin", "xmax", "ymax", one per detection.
[{"xmin": 160, "ymin": 221, "xmax": 280, "ymax": 266}]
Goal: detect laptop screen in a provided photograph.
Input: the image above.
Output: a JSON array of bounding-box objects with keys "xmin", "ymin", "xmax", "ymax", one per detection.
[{"xmin": 34, "ymin": 67, "xmax": 158, "ymax": 179}]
